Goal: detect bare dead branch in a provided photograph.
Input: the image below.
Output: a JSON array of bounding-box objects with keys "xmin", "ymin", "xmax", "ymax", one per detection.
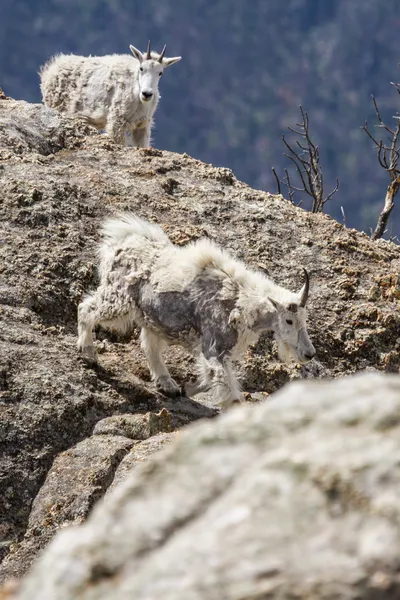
[
  {"xmin": 371, "ymin": 176, "xmax": 400, "ymax": 240},
  {"xmin": 391, "ymin": 81, "xmax": 400, "ymax": 97},
  {"xmin": 362, "ymin": 121, "xmax": 381, "ymax": 146},
  {"xmin": 272, "ymin": 167, "xmax": 282, "ymax": 196},
  {"xmin": 324, "ymin": 178, "xmax": 340, "ymax": 204},
  {"xmin": 274, "ymin": 107, "xmax": 338, "ymax": 212},
  {"xmin": 363, "ymin": 85, "xmax": 400, "ymax": 240},
  {"xmin": 284, "ymin": 169, "xmax": 295, "ymax": 204},
  {"xmin": 377, "ymin": 141, "xmax": 390, "ymax": 170},
  {"xmin": 283, "ymin": 153, "xmax": 311, "ymax": 194}
]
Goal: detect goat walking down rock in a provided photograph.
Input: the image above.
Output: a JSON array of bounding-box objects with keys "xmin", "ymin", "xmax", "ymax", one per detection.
[
  {"xmin": 77, "ymin": 215, "xmax": 316, "ymax": 408},
  {"xmin": 40, "ymin": 42, "xmax": 181, "ymax": 147}
]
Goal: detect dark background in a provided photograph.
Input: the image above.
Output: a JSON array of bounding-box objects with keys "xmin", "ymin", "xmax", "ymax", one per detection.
[{"xmin": 1, "ymin": 0, "xmax": 399, "ymax": 235}]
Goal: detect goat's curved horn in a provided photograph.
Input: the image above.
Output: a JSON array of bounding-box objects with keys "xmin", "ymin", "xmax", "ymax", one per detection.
[
  {"xmin": 146, "ymin": 40, "xmax": 151, "ymax": 59},
  {"xmin": 299, "ymin": 269, "xmax": 310, "ymax": 307},
  {"xmin": 159, "ymin": 44, "xmax": 167, "ymax": 63}
]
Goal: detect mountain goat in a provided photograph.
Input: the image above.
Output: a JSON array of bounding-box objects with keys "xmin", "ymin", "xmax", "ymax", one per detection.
[
  {"xmin": 40, "ymin": 42, "xmax": 181, "ymax": 147},
  {"xmin": 77, "ymin": 214, "xmax": 316, "ymax": 408}
]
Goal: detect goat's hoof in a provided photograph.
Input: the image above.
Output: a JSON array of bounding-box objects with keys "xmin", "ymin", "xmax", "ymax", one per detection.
[
  {"xmin": 219, "ymin": 398, "xmax": 242, "ymax": 411},
  {"xmin": 182, "ymin": 382, "xmax": 194, "ymax": 397},
  {"xmin": 182, "ymin": 380, "xmax": 204, "ymax": 398},
  {"xmin": 156, "ymin": 376, "xmax": 181, "ymax": 398},
  {"xmin": 79, "ymin": 346, "xmax": 98, "ymax": 366}
]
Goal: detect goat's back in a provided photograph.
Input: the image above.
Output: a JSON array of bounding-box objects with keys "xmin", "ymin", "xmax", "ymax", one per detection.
[
  {"xmin": 40, "ymin": 53, "xmax": 137, "ymax": 114},
  {"xmin": 40, "ymin": 54, "xmax": 87, "ymax": 111}
]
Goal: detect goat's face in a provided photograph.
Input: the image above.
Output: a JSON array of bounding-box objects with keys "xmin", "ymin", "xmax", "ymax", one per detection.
[
  {"xmin": 130, "ymin": 43, "xmax": 181, "ymax": 104},
  {"xmin": 268, "ymin": 270, "xmax": 316, "ymax": 364},
  {"xmin": 271, "ymin": 303, "xmax": 315, "ymax": 364}
]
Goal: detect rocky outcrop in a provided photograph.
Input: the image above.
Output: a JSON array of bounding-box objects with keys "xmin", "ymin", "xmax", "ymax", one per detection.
[
  {"xmin": 0, "ymin": 96, "xmax": 94, "ymax": 157},
  {"xmin": 11, "ymin": 372, "xmax": 400, "ymax": 599},
  {"xmin": 1, "ymin": 93, "xmax": 400, "ymax": 583}
]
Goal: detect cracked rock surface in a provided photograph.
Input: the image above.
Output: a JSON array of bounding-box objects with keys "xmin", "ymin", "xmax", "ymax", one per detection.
[{"xmin": 1, "ymin": 94, "xmax": 400, "ymax": 585}]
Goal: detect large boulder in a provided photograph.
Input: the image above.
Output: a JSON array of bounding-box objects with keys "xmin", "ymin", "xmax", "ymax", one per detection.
[
  {"xmin": 1, "ymin": 93, "xmax": 399, "ymax": 581},
  {"xmin": 13, "ymin": 372, "xmax": 400, "ymax": 599},
  {"xmin": 0, "ymin": 96, "xmax": 95, "ymax": 157}
]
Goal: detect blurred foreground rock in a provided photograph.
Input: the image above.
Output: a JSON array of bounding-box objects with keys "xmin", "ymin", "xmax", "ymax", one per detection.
[{"xmin": 12, "ymin": 373, "xmax": 400, "ymax": 600}]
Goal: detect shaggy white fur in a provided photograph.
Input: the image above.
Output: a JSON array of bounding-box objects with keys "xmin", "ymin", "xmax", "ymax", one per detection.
[
  {"xmin": 77, "ymin": 214, "xmax": 316, "ymax": 407},
  {"xmin": 40, "ymin": 44, "xmax": 181, "ymax": 147}
]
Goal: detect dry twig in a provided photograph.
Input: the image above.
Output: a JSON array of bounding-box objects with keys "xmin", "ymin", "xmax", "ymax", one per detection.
[
  {"xmin": 272, "ymin": 105, "xmax": 339, "ymax": 212},
  {"xmin": 362, "ymin": 82, "xmax": 400, "ymax": 240}
]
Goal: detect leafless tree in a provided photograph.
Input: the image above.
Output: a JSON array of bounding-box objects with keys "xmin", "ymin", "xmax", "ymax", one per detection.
[
  {"xmin": 272, "ymin": 105, "xmax": 339, "ymax": 212},
  {"xmin": 362, "ymin": 83, "xmax": 400, "ymax": 240}
]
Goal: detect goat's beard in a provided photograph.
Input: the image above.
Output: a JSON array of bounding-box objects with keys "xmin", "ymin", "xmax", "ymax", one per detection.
[{"xmin": 276, "ymin": 340, "xmax": 298, "ymax": 363}]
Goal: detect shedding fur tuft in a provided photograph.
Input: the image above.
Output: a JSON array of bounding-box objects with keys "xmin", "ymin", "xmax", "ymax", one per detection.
[
  {"xmin": 101, "ymin": 213, "xmax": 171, "ymax": 248},
  {"xmin": 97, "ymin": 213, "xmax": 171, "ymax": 282}
]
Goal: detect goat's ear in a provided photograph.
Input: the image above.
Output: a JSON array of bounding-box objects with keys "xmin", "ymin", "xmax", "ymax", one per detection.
[
  {"xmin": 162, "ymin": 56, "xmax": 182, "ymax": 68},
  {"xmin": 130, "ymin": 45, "xmax": 144, "ymax": 64},
  {"xmin": 267, "ymin": 297, "xmax": 282, "ymax": 312}
]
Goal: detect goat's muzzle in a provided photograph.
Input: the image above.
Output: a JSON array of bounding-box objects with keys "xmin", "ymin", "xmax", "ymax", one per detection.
[
  {"xmin": 297, "ymin": 328, "xmax": 316, "ymax": 363},
  {"xmin": 141, "ymin": 91, "xmax": 154, "ymax": 102},
  {"xmin": 297, "ymin": 347, "xmax": 316, "ymax": 364}
]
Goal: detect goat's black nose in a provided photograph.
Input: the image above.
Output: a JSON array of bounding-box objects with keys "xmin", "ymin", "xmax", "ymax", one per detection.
[
  {"xmin": 304, "ymin": 351, "xmax": 316, "ymax": 360},
  {"xmin": 142, "ymin": 91, "xmax": 153, "ymax": 99}
]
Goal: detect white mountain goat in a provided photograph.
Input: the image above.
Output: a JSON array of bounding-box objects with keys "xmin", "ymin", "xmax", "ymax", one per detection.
[
  {"xmin": 40, "ymin": 41, "xmax": 181, "ymax": 147},
  {"xmin": 77, "ymin": 214, "xmax": 316, "ymax": 408}
]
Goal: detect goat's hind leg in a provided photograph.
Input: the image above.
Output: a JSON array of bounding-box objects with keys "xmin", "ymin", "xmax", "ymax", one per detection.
[
  {"xmin": 208, "ymin": 357, "xmax": 242, "ymax": 409},
  {"xmin": 183, "ymin": 354, "xmax": 211, "ymax": 397},
  {"xmin": 185, "ymin": 353, "xmax": 242, "ymax": 410},
  {"xmin": 77, "ymin": 288, "xmax": 133, "ymax": 364},
  {"xmin": 77, "ymin": 293, "xmax": 100, "ymax": 363},
  {"xmin": 140, "ymin": 328, "xmax": 181, "ymax": 397}
]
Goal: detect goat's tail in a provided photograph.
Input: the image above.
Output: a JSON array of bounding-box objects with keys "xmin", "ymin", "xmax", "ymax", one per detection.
[{"xmin": 100, "ymin": 213, "xmax": 171, "ymax": 248}]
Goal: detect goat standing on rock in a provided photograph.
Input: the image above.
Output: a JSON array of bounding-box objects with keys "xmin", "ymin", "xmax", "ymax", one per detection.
[
  {"xmin": 77, "ymin": 215, "xmax": 316, "ymax": 408},
  {"xmin": 40, "ymin": 42, "xmax": 181, "ymax": 147}
]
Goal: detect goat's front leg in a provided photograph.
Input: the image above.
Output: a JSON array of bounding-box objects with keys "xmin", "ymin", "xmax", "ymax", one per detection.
[
  {"xmin": 140, "ymin": 328, "xmax": 181, "ymax": 397},
  {"xmin": 105, "ymin": 112, "xmax": 127, "ymax": 146},
  {"xmin": 131, "ymin": 124, "xmax": 151, "ymax": 148},
  {"xmin": 185, "ymin": 353, "xmax": 242, "ymax": 409},
  {"xmin": 125, "ymin": 130, "xmax": 134, "ymax": 147}
]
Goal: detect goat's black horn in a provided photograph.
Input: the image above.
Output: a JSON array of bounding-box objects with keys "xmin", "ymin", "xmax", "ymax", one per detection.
[
  {"xmin": 300, "ymin": 269, "xmax": 310, "ymax": 307},
  {"xmin": 159, "ymin": 44, "xmax": 167, "ymax": 63},
  {"xmin": 146, "ymin": 40, "xmax": 151, "ymax": 59}
]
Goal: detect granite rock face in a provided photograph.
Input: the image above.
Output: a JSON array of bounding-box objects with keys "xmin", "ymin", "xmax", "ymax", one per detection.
[
  {"xmin": 0, "ymin": 96, "xmax": 95, "ymax": 157},
  {"xmin": 1, "ymin": 92, "xmax": 400, "ymax": 584},
  {"xmin": 13, "ymin": 373, "xmax": 400, "ymax": 600}
]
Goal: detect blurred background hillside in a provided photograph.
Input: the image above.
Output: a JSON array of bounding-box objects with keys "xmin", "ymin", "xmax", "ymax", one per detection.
[{"xmin": 1, "ymin": 0, "xmax": 399, "ymax": 235}]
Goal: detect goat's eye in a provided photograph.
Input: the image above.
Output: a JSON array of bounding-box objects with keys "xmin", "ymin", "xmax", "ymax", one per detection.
[
  {"xmin": 286, "ymin": 319, "xmax": 293, "ymax": 325},
  {"xmin": 140, "ymin": 67, "xmax": 143, "ymax": 72},
  {"xmin": 158, "ymin": 72, "xmax": 163, "ymax": 77}
]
